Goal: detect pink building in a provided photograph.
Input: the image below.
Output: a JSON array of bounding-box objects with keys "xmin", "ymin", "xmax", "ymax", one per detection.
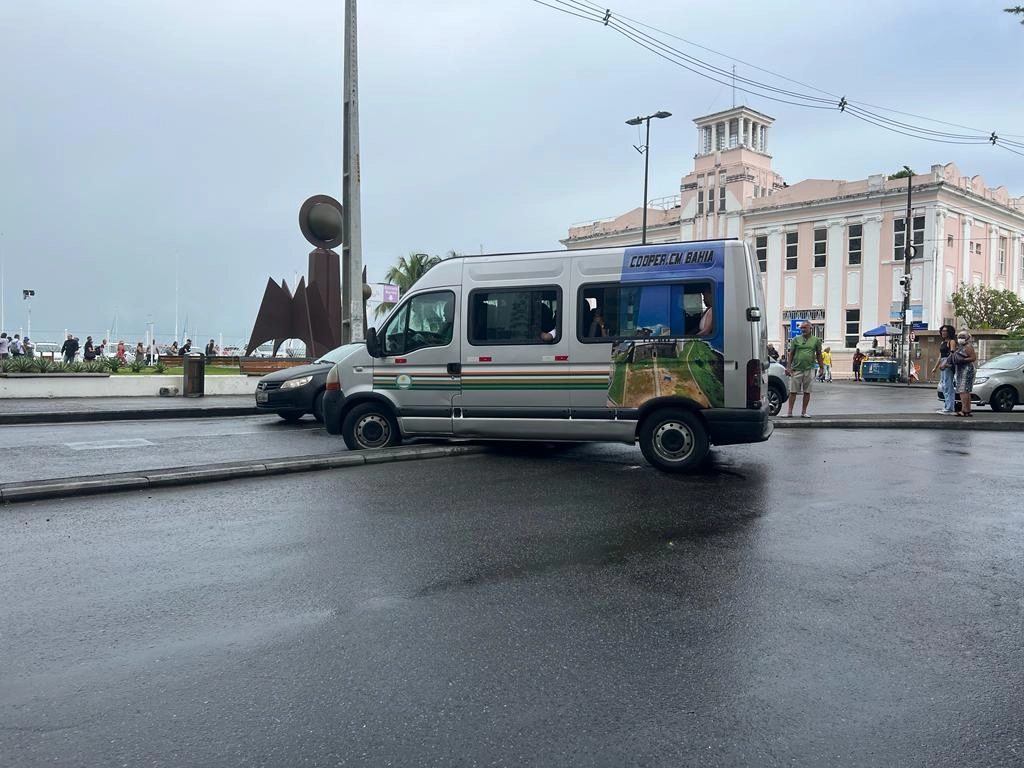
[{"xmin": 564, "ymin": 106, "xmax": 1024, "ymax": 355}]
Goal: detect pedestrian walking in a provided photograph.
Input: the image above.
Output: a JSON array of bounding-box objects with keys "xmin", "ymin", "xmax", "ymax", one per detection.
[
  {"xmin": 60, "ymin": 334, "xmax": 78, "ymax": 364},
  {"xmin": 116, "ymin": 340, "xmax": 127, "ymax": 363},
  {"xmin": 821, "ymin": 347, "xmax": 832, "ymax": 382},
  {"xmin": 83, "ymin": 336, "xmax": 96, "ymax": 361},
  {"xmin": 932, "ymin": 324, "xmax": 957, "ymax": 414},
  {"xmin": 0, "ymin": 332, "xmax": 8, "ymax": 360},
  {"xmin": 949, "ymin": 330, "xmax": 978, "ymax": 417},
  {"xmin": 852, "ymin": 348, "xmax": 865, "ymax": 382},
  {"xmin": 10, "ymin": 334, "xmax": 23, "ymax": 356},
  {"xmin": 135, "ymin": 341, "xmax": 145, "ymax": 363},
  {"xmin": 23, "ymin": 338, "xmax": 34, "ymax": 357},
  {"xmin": 783, "ymin": 321, "xmax": 824, "ymax": 418},
  {"xmin": 205, "ymin": 339, "xmax": 217, "ymax": 356}
]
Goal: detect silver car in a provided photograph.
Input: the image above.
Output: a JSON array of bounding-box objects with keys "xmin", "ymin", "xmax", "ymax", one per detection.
[
  {"xmin": 767, "ymin": 361, "xmax": 788, "ymax": 416},
  {"xmin": 941, "ymin": 351, "xmax": 1024, "ymax": 412}
]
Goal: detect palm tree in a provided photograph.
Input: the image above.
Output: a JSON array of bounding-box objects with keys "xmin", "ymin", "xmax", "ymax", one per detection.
[{"xmin": 373, "ymin": 251, "xmax": 452, "ymax": 318}]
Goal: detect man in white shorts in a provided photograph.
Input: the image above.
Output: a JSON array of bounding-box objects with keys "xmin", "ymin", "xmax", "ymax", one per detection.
[{"xmin": 784, "ymin": 322, "xmax": 824, "ymax": 418}]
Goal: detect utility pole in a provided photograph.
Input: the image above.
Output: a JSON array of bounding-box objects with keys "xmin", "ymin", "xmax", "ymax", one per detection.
[
  {"xmin": 341, "ymin": 0, "xmax": 364, "ymax": 342},
  {"xmin": 625, "ymin": 111, "xmax": 672, "ymax": 245},
  {"xmin": 900, "ymin": 167, "xmax": 914, "ymax": 385}
]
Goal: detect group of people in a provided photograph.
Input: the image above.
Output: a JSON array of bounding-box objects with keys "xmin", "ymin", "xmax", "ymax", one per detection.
[
  {"xmin": 779, "ymin": 323, "xmax": 979, "ymax": 418},
  {"xmin": 0, "ymin": 332, "xmax": 33, "ymax": 358},
  {"xmin": 931, "ymin": 324, "xmax": 977, "ymax": 416}
]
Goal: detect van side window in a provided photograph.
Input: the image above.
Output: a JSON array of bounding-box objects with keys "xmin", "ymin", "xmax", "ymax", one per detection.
[
  {"xmin": 380, "ymin": 291, "xmax": 455, "ymax": 356},
  {"xmin": 579, "ymin": 282, "xmax": 713, "ymax": 341},
  {"xmin": 469, "ymin": 287, "xmax": 561, "ymax": 345}
]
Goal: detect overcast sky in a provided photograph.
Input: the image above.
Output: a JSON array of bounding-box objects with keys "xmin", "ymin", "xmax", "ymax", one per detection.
[{"xmin": 2, "ymin": 0, "xmax": 1022, "ymax": 347}]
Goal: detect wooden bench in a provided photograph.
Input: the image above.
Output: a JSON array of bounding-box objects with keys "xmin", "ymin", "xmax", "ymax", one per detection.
[{"xmin": 238, "ymin": 358, "xmax": 312, "ymax": 376}]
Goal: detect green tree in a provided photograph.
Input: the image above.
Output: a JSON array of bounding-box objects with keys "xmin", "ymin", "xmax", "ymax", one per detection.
[
  {"xmin": 887, "ymin": 167, "xmax": 914, "ymax": 180},
  {"xmin": 950, "ymin": 283, "xmax": 1024, "ymax": 332},
  {"xmin": 373, "ymin": 251, "xmax": 455, "ymax": 318},
  {"xmin": 1006, "ymin": 6, "xmax": 1024, "ymax": 24}
]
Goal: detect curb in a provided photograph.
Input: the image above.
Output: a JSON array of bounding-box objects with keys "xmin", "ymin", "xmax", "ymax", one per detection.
[
  {"xmin": 0, "ymin": 445, "xmax": 487, "ymax": 505},
  {"xmin": 0, "ymin": 406, "xmax": 260, "ymax": 425},
  {"xmin": 771, "ymin": 415, "xmax": 1024, "ymax": 430}
]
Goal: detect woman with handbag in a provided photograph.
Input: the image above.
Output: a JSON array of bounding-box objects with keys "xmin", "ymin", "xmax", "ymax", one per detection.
[
  {"xmin": 931, "ymin": 324, "xmax": 957, "ymax": 414},
  {"xmin": 949, "ymin": 330, "xmax": 977, "ymax": 417}
]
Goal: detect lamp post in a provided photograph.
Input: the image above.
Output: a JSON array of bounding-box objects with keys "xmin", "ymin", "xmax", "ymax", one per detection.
[
  {"xmin": 625, "ymin": 111, "xmax": 672, "ymax": 245},
  {"xmin": 900, "ymin": 166, "xmax": 914, "ymax": 385},
  {"xmin": 22, "ymin": 289, "xmax": 34, "ymax": 338}
]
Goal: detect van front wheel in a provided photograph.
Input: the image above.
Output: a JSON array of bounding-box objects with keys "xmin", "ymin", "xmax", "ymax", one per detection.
[
  {"xmin": 342, "ymin": 402, "xmax": 401, "ymax": 451},
  {"xmin": 639, "ymin": 408, "xmax": 708, "ymax": 473}
]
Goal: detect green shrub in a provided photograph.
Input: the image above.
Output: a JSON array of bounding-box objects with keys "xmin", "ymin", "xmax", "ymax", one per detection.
[
  {"xmin": 130, "ymin": 359, "xmax": 145, "ymax": 373},
  {"xmin": 11, "ymin": 356, "xmax": 37, "ymax": 373},
  {"xmin": 33, "ymin": 358, "xmax": 55, "ymax": 373},
  {"xmin": 105, "ymin": 357, "xmax": 122, "ymax": 373},
  {"xmin": 153, "ymin": 362, "xmax": 167, "ymax": 374},
  {"xmin": 83, "ymin": 361, "xmax": 104, "ymax": 373}
]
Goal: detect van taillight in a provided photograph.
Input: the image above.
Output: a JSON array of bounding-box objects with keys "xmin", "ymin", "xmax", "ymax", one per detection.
[{"xmin": 746, "ymin": 359, "xmax": 762, "ymax": 408}]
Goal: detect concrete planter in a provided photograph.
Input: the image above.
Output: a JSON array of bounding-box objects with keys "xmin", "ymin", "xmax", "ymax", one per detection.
[{"xmin": 0, "ymin": 374, "xmax": 258, "ymax": 398}]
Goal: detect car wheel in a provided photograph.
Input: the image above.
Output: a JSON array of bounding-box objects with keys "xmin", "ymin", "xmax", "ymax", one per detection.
[
  {"xmin": 278, "ymin": 411, "xmax": 303, "ymax": 423},
  {"xmin": 767, "ymin": 381, "xmax": 785, "ymax": 416},
  {"xmin": 312, "ymin": 390, "xmax": 325, "ymax": 423},
  {"xmin": 989, "ymin": 386, "xmax": 1017, "ymax": 412},
  {"xmin": 638, "ymin": 408, "xmax": 708, "ymax": 473},
  {"xmin": 342, "ymin": 402, "xmax": 401, "ymax": 451}
]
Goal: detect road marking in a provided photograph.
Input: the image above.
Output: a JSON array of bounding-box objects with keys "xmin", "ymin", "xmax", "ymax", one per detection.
[{"xmin": 64, "ymin": 438, "xmax": 156, "ymax": 450}]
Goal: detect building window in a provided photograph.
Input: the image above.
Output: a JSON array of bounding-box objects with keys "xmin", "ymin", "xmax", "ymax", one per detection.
[
  {"xmin": 719, "ymin": 185, "xmax": 726, "ymax": 213},
  {"xmin": 848, "ymin": 224, "xmax": 863, "ymax": 265},
  {"xmin": 701, "ymin": 128, "xmax": 712, "ymax": 154},
  {"xmin": 813, "ymin": 228, "xmax": 827, "ymax": 268},
  {"xmin": 999, "ymin": 237, "xmax": 1007, "ymax": 276},
  {"xmin": 947, "ymin": 235, "xmax": 954, "ymax": 247},
  {"xmin": 844, "ymin": 309, "xmax": 860, "ymax": 349},
  {"xmin": 708, "ymin": 195, "xmax": 715, "ymax": 214},
  {"xmin": 893, "ymin": 215, "xmax": 925, "ymax": 260},
  {"xmin": 755, "ymin": 236, "xmax": 767, "ymax": 273},
  {"xmin": 975, "ymin": 242, "xmax": 982, "ymax": 255},
  {"xmin": 786, "ymin": 232, "xmax": 798, "ymax": 271},
  {"xmin": 697, "ymin": 190, "xmax": 704, "ymax": 216}
]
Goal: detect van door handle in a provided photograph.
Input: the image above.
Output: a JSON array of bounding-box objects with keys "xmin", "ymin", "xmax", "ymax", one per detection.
[{"xmin": 447, "ymin": 362, "xmax": 461, "ymax": 375}]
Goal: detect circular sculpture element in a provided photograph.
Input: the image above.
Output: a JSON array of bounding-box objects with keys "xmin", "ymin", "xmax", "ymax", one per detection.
[{"xmin": 299, "ymin": 194, "xmax": 344, "ymax": 249}]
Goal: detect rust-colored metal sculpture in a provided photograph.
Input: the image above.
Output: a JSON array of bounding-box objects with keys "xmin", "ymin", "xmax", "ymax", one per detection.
[{"xmin": 245, "ymin": 195, "xmax": 344, "ymax": 359}]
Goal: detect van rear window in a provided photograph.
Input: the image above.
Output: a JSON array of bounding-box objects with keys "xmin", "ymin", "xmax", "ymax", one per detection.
[{"xmin": 579, "ymin": 281, "xmax": 713, "ymax": 341}]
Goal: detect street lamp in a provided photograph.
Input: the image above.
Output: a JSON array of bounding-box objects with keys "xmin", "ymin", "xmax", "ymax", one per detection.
[
  {"xmin": 22, "ymin": 289, "xmax": 34, "ymax": 338},
  {"xmin": 625, "ymin": 110, "xmax": 672, "ymax": 245},
  {"xmin": 900, "ymin": 166, "xmax": 914, "ymax": 385}
]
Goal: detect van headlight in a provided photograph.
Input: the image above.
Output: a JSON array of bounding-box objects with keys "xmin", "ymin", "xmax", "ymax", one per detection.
[{"xmin": 281, "ymin": 375, "xmax": 314, "ymax": 389}]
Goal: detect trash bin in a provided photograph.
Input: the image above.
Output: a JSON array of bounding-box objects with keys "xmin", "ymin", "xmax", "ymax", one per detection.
[
  {"xmin": 182, "ymin": 352, "xmax": 205, "ymax": 397},
  {"xmin": 861, "ymin": 359, "xmax": 898, "ymax": 382}
]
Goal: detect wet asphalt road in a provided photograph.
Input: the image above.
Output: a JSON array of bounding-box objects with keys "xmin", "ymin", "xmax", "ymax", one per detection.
[{"xmin": 2, "ymin": 429, "xmax": 1022, "ymax": 767}]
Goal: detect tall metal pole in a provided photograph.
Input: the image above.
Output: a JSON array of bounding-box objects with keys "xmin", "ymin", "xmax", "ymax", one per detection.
[
  {"xmin": 901, "ymin": 168, "xmax": 913, "ymax": 385},
  {"xmin": 341, "ymin": 0, "xmax": 364, "ymax": 342},
  {"xmin": 641, "ymin": 118, "xmax": 651, "ymax": 245},
  {"xmin": 626, "ymin": 111, "xmax": 670, "ymax": 246}
]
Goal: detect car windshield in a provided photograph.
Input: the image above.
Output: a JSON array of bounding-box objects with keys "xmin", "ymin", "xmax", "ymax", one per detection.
[
  {"xmin": 979, "ymin": 353, "xmax": 1024, "ymax": 370},
  {"xmin": 315, "ymin": 343, "xmax": 363, "ymax": 365}
]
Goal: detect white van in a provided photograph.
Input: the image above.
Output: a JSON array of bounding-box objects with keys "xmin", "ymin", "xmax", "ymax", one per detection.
[{"xmin": 324, "ymin": 239, "xmax": 772, "ymax": 472}]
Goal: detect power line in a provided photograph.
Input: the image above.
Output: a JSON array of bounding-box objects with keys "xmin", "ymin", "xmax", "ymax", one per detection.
[{"xmin": 531, "ymin": 0, "xmax": 1024, "ymax": 163}]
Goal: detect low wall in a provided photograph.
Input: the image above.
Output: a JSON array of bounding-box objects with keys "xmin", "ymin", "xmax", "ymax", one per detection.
[{"xmin": 0, "ymin": 374, "xmax": 258, "ymax": 398}]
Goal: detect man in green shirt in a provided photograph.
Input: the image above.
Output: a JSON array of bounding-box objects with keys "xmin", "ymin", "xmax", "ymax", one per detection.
[{"xmin": 784, "ymin": 321, "xmax": 824, "ymax": 418}]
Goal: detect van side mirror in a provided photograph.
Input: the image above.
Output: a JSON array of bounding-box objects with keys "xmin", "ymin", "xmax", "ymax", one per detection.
[{"xmin": 365, "ymin": 328, "xmax": 381, "ymax": 358}]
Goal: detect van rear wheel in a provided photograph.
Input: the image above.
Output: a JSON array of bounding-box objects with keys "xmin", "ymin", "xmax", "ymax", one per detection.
[
  {"xmin": 342, "ymin": 402, "xmax": 401, "ymax": 451},
  {"xmin": 639, "ymin": 408, "xmax": 708, "ymax": 473}
]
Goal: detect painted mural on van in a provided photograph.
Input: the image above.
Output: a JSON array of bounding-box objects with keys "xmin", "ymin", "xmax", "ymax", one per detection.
[{"xmin": 608, "ymin": 242, "xmax": 725, "ymax": 408}]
